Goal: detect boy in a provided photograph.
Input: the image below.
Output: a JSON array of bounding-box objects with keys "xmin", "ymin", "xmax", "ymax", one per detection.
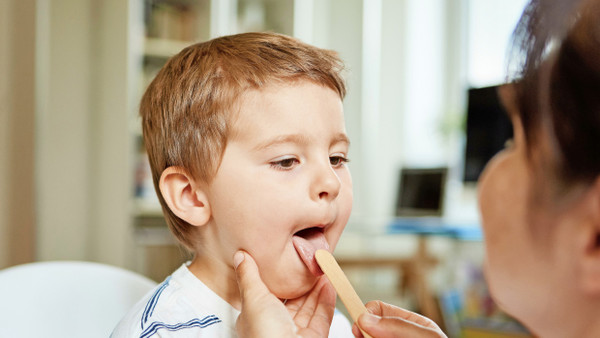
[{"xmin": 112, "ymin": 32, "xmax": 354, "ymax": 337}]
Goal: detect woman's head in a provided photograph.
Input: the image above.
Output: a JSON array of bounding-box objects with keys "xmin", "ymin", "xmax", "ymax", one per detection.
[{"xmin": 478, "ymin": 0, "xmax": 600, "ymax": 336}]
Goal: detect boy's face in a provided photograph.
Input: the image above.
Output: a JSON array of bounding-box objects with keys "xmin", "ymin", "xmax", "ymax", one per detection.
[{"xmin": 204, "ymin": 80, "xmax": 352, "ymax": 300}]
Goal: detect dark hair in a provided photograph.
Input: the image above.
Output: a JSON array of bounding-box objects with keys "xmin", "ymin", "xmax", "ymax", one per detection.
[{"xmin": 509, "ymin": 0, "xmax": 600, "ymax": 186}]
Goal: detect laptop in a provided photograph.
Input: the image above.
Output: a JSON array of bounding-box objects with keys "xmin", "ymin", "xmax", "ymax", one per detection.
[{"xmin": 395, "ymin": 167, "xmax": 447, "ymax": 217}]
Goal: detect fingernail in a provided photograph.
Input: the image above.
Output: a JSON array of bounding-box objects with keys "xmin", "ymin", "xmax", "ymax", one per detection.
[
  {"xmin": 233, "ymin": 251, "xmax": 245, "ymax": 269},
  {"xmin": 361, "ymin": 313, "xmax": 381, "ymax": 326}
]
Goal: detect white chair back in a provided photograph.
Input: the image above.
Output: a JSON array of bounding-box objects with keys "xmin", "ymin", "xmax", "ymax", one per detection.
[{"xmin": 0, "ymin": 260, "xmax": 157, "ymax": 337}]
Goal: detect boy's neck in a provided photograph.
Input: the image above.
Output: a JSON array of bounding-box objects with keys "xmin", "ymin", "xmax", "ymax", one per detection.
[{"xmin": 187, "ymin": 253, "xmax": 242, "ymax": 310}]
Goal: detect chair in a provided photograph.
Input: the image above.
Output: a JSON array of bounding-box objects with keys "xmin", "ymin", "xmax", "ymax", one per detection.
[{"xmin": 0, "ymin": 260, "xmax": 158, "ymax": 337}]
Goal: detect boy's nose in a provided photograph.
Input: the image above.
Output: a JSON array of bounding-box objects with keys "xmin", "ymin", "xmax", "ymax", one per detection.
[{"xmin": 311, "ymin": 163, "xmax": 341, "ymax": 201}]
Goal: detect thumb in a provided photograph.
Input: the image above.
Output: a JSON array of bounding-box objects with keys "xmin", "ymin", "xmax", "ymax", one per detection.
[{"xmin": 233, "ymin": 250, "xmax": 270, "ymax": 301}]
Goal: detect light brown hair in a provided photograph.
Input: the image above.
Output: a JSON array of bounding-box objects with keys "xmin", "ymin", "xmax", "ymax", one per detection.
[{"xmin": 140, "ymin": 32, "xmax": 346, "ymax": 249}]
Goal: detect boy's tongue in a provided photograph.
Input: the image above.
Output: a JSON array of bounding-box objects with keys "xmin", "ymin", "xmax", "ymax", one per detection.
[{"xmin": 292, "ymin": 228, "xmax": 329, "ymax": 276}]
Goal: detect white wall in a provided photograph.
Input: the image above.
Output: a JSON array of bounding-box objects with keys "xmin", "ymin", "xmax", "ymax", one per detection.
[
  {"xmin": 35, "ymin": 0, "xmax": 135, "ymax": 267},
  {"xmin": 36, "ymin": 0, "xmax": 93, "ymax": 261},
  {"xmin": 87, "ymin": 0, "xmax": 137, "ymax": 268},
  {"xmin": 467, "ymin": 0, "xmax": 528, "ymax": 87}
]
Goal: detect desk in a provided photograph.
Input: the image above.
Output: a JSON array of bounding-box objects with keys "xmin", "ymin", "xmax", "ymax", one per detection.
[
  {"xmin": 387, "ymin": 217, "xmax": 482, "ymax": 240},
  {"xmin": 337, "ymin": 219, "xmax": 482, "ymax": 326}
]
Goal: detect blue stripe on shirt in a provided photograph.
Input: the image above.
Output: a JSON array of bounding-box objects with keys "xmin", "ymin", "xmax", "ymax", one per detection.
[
  {"xmin": 140, "ymin": 315, "xmax": 222, "ymax": 338},
  {"xmin": 141, "ymin": 276, "xmax": 171, "ymax": 329}
]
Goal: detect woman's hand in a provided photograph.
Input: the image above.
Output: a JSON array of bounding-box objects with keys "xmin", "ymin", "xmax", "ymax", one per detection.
[
  {"xmin": 233, "ymin": 251, "xmax": 337, "ymax": 338},
  {"xmin": 352, "ymin": 300, "xmax": 447, "ymax": 338}
]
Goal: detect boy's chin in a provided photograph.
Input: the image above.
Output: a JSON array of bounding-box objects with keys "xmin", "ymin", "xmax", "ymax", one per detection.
[{"xmin": 268, "ymin": 274, "xmax": 318, "ymax": 300}]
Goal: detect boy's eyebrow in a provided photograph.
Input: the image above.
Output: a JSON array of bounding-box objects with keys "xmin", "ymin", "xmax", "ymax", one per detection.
[
  {"xmin": 253, "ymin": 134, "xmax": 310, "ymax": 152},
  {"xmin": 332, "ymin": 133, "xmax": 351, "ymax": 147},
  {"xmin": 252, "ymin": 133, "xmax": 350, "ymax": 151}
]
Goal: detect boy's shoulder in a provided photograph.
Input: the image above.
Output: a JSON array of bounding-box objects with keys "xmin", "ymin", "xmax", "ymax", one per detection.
[{"xmin": 111, "ymin": 263, "xmax": 238, "ymax": 337}]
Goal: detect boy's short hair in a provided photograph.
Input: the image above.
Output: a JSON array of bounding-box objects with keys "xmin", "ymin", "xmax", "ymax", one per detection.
[{"xmin": 141, "ymin": 32, "xmax": 346, "ymax": 249}]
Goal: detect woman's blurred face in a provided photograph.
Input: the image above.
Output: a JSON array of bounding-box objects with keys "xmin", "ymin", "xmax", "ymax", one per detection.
[
  {"xmin": 477, "ymin": 110, "xmax": 543, "ymax": 322},
  {"xmin": 477, "ymin": 86, "xmax": 581, "ymax": 333}
]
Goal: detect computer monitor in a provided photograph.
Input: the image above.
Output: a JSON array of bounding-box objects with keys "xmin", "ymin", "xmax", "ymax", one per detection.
[
  {"xmin": 463, "ymin": 85, "xmax": 513, "ymax": 182},
  {"xmin": 395, "ymin": 167, "xmax": 447, "ymax": 217}
]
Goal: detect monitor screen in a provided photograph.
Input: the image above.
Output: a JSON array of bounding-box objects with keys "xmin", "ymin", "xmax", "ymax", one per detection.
[
  {"xmin": 395, "ymin": 167, "xmax": 447, "ymax": 217},
  {"xmin": 463, "ymin": 85, "xmax": 513, "ymax": 182}
]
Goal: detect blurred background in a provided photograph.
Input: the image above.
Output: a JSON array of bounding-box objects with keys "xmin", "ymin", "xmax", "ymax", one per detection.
[{"xmin": 1, "ymin": 0, "xmax": 529, "ymax": 336}]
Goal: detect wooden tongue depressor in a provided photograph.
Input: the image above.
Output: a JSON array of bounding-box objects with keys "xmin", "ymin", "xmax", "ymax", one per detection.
[{"xmin": 315, "ymin": 249, "xmax": 373, "ymax": 338}]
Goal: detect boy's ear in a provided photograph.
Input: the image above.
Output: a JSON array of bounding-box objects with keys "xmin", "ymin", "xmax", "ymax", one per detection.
[
  {"xmin": 159, "ymin": 166, "xmax": 211, "ymax": 226},
  {"xmin": 579, "ymin": 176, "xmax": 600, "ymax": 295}
]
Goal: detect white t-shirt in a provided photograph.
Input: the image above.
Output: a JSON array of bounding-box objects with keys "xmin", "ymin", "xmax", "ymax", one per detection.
[{"xmin": 112, "ymin": 263, "xmax": 352, "ymax": 337}]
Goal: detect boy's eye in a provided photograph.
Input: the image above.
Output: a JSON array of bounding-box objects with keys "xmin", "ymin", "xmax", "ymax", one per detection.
[
  {"xmin": 270, "ymin": 157, "xmax": 299, "ymax": 170},
  {"xmin": 330, "ymin": 155, "xmax": 349, "ymax": 167}
]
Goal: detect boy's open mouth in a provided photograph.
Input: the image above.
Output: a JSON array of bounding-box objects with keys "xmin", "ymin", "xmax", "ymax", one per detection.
[{"xmin": 292, "ymin": 227, "xmax": 329, "ymax": 276}]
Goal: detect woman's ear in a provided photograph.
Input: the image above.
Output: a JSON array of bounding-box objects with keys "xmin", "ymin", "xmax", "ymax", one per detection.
[
  {"xmin": 159, "ymin": 166, "xmax": 211, "ymax": 226},
  {"xmin": 579, "ymin": 176, "xmax": 600, "ymax": 295}
]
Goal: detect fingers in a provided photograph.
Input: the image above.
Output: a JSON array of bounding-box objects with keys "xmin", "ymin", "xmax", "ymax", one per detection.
[
  {"xmin": 357, "ymin": 301, "xmax": 447, "ymax": 338},
  {"xmin": 233, "ymin": 250, "xmax": 270, "ymax": 302},
  {"xmin": 364, "ymin": 300, "xmax": 390, "ymax": 316},
  {"xmin": 234, "ymin": 251, "xmax": 298, "ymax": 338},
  {"xmin": 289, "ymin": 277, "xmax": 336, "ymax": 328},
  {"xmin": 364, "ymin": 300, "xmax": 441, "ymax": 330},
  {"xmin": 283, "ymin": 276, "xmax": 336, "ymax": 338},
  {"xmin": 351, "ymin": 323, "xmax": 364, "ymax": 338},
  {"xmin": 302, "ymin": 278, "xmax": 336, "ymax": 329},
  {"xmin": 357, "ymin": 312, "xmax": 445, "ymax": 338}
]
